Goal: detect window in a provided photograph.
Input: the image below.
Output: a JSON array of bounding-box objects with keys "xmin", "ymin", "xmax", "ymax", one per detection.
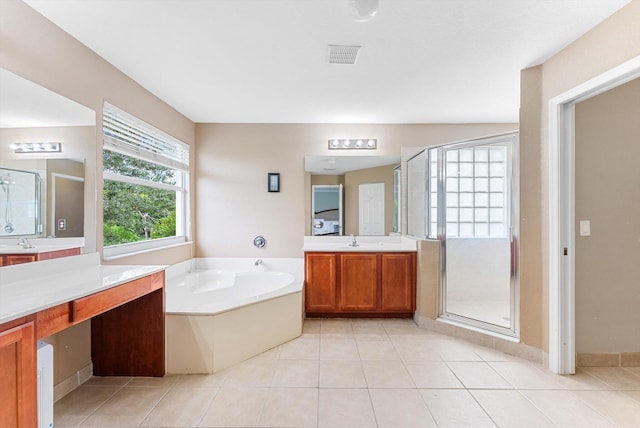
[{"xmin": 102, "ymin": 103, "xmax": 189, "ymax": 256}]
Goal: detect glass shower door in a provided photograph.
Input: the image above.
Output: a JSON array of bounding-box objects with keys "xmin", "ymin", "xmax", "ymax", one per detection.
[{"xmin": 439, "ymin": 134, "xmax": 518, "ymax": 335}]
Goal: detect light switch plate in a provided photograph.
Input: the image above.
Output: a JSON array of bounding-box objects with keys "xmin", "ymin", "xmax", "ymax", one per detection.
[{"xmin": 579, "ymin": 220, "xmax": 591, "ymax": 236}]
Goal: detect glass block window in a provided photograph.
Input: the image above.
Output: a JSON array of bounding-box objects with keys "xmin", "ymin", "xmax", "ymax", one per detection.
[{"xmin": 442, "ymin": 145, "xmax": 507, "ymax": 238}]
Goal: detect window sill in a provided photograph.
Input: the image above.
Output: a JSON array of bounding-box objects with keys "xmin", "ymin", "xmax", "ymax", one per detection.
[{"xmin": 103, "ymin": 237, "xmax": 189, "ymax": 261}]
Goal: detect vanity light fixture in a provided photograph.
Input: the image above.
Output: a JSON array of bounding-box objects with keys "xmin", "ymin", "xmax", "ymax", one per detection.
[
  {"xmin": 10, "ymin": 142, "xmax": 62, "ymax": 153},
  {"xmin": 328, "ymin": 139, "xmax": 377, "ymax": 150}
]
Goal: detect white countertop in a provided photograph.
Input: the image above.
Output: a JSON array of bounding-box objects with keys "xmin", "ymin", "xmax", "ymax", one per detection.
[
  {"xmin": 0, "ymin": 237, "xmax": 84, "ymax": 255},
  {"xmin": 0, "ymin": 252, "xmax": 166, "ymax": 325},
  {"xmin": 302, "ymin": 235, "xmax": 417, "ymax": 252}
]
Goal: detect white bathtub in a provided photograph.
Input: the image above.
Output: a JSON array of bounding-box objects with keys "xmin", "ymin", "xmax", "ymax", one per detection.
[{"xmin": 165, "ymin": 258, "xmax": 303, "ymax": 374}]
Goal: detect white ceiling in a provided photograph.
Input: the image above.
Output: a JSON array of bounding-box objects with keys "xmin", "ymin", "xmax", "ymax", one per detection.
[{"xmin": 23, "ymin": 0, "xmax": 630, "ymax": 124}]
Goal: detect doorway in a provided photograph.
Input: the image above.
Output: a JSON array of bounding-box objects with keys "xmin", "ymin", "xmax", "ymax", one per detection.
[
  {"xmin": 548, "ymin": 55, "xmax": 640, "ymax": 374},
  {"xmin": 311, "ymin": 184, "xmax": 343, "ymax": 236}
]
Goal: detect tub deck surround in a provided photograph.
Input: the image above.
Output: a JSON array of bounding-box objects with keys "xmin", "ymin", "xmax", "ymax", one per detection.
[
  {"xmin": 165, "ymin": 257, "xmax": 304, "ymax": 374},
  {"xmin": 302, "ymin": 235, "xmax": 418, "ymax": 252}
]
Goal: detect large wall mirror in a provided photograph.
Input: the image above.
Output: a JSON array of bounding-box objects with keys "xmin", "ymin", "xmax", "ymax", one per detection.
[
  {"xmin": 305, "ymin": 155, "xmax": 400, "ymax": 236},
  {"xmin": 0, "ymin": 68, "xmax": 95, "ymax": 239}
]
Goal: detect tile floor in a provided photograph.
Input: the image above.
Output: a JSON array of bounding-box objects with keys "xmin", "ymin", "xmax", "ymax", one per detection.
[{"xmin": 54, "ymin": 319, "xmax": 640, "ymax": 427}]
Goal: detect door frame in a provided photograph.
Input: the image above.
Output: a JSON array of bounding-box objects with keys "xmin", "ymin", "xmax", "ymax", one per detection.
[{"xmin": 548, "ymin": 55, "xmax": 640, "ymax": 374}]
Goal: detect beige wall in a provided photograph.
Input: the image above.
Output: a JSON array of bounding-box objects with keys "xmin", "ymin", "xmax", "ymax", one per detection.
[
  {"xmin": 195, "ymin": 123, "xmax": 516, "ymax": 258},
  {"xmin": 574, "ymin": 78, "xmax": 640, "ymax": 353},
  {"xmin": 519, "ymin": 0, "xmax": 640, "ymax": 351},
  {"xmin": 0, "ymin": 0, "xmax": 196, "ymax": 386},
  {"xmin": 0, "ymin": 0, "xmax": 196, "ymax": 261},
  {"xmin": 344, "ymin": 164, "xmax": 396, "ymax": 235}
]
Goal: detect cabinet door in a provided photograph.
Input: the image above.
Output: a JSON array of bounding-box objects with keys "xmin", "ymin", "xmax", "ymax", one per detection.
[
  {"xmin": 339, "ymin": 253, "xmax": 378, "ymax": 311},
  {"xmin": 0, "ymin": 321, "xmax": 37, "ymax": 428},
  {"xmin": 305, "ymin": 253, "xmax": 337, "ymax": 312},
  {"xmin": 380, "ymin": 253, "xmax": 416, "ymax": 312}
]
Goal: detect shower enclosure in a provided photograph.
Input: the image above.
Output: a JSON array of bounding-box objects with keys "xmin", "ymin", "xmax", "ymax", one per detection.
[{"xmin": 0, "ymin": 167, "xmax": 41, "ymax": 236}]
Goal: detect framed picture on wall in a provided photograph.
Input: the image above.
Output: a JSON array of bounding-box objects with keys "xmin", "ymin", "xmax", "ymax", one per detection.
[{"xmin": 268, "ymin": 173, "xmax": 280, "ymax": 192}]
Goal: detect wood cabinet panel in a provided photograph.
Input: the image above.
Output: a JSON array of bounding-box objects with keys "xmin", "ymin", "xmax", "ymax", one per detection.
[
  {"xmin": 36, "ymin": 247, "xmax": 81, "ymax": 261},
  {"xmin": 305, "ymin": 251, "xmax": 416, "ymax": 317},
  {"xmin": 36, "ymin": 302, "xmax": 72, "ymax": 339},
  {"xmin": 92, "ymin": 286, "xmax": 165, "ymax": 377},
  {"xmin": 0, "ymin": 320, "xmax": 36, "ymax": 428},
  {"xmin": 2, "ymin": 255, "xmax": 37, "ymax": 266},
  {"xmin": 339, "ymin": 253, "xmax": 378, "ymax": 311},
  {"xmin": 71, "ymin": 271, "xmax": 163, "ymax": 323},
  {"xmin": 304, "ymin": 253, "xmax": 338, "ymax": 312},
  {"xmin": 380, "ymin": 253, "xmax": 416, "ymax": 312}
]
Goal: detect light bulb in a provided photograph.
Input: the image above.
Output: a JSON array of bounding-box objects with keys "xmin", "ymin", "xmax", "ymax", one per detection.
[{"xmin": 367, "ymin": 139, "xmax": 376, "ymax": 148}]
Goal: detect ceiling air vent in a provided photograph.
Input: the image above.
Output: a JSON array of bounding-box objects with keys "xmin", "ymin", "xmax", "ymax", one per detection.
[{"xmin": 327, "ymin": 45, "xmax": 361, "ymax": 65}]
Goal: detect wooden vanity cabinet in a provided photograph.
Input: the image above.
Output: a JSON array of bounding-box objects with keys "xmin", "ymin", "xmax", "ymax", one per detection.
[
  {"xmin": 305, "ymin": 251, "xmax": 416, "ymax": 317},
  {"xmin": 0, "ymin": 317, "xmax": 37, "ymax": 428}
]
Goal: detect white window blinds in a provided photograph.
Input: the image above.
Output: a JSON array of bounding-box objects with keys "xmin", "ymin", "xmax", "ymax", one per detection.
[{"xmin": 103, "ymin": 102, "xmax": 189, "ymax": 171}]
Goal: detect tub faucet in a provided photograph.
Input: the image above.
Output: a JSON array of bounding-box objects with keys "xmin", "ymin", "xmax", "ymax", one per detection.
[
  {"xmin": 349, "ymin": 234, "xmax": 359, "ymax": 247},
  {"xmin": 254, "ymin": 259, "xmax": 263, "ymax": 266}
]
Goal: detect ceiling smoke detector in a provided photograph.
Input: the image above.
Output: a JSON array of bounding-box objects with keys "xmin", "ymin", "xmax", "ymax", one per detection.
[{"xmin": 327, "ymin": 45, "xmax": 361, "ymax": 65}]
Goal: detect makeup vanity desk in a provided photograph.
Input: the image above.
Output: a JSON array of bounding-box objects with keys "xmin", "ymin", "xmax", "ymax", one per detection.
[{"xmin": 0, "ymin": 253, "xmax": 166, "ymax": 428}]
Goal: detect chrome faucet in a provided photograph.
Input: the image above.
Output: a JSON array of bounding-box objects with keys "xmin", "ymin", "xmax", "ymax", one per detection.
[
  {"xmin": 19, "ymin": 237, "xmax": 34, "ymax": 248},
  {"xmin": 254, "ymin": 259, "xmax": 263, "ymax": 266},
  {"xmin": 349, "ymin": 234, "xmax": 359, "ymax": 247}
]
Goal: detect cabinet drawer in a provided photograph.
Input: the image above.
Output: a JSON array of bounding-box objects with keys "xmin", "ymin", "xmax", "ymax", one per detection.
[
  {"xmin": 71, "ymin": 271, "xmax": 163, "ymax": 323},
  {"xmin": 36, "ymin": 303, "xmax": 72, "ymax": 339}
]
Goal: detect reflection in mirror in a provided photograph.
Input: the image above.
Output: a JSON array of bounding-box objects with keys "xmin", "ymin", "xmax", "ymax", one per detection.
[
  {"xmin": 0, "ymin": 68, "xmax": 94, "ymax": 239},
  {"xmin": 312, "ymin": 184, "xmax": 343, "ymax": 235},
  {"xmin": 305, "ymin": 155, "xmax": 400, "ymax": 236},
  {"xmin": 0, "ymin": 167, "xmax": 40, "ymax": 235}
]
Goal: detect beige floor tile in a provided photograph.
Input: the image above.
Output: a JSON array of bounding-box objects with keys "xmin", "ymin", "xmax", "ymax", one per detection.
[
  {"xmin": 222, "ymin": 357, "xmax": 277, "ymax": 387},
  {"xmin": 199, "ymin": 387, "xmax": 268, "ymax": 427},
  {"xmin": 83, "ymin": 376, "xmax": 132, "ymax": 387},
  {"xmin": 320, "ymin": 319, "xmax": 354, "ymax": 337},
  {"xmin": 582, "ymin": 367, "xmax": 640, "ymax": 390},
  {"xmin": 370, "ymin": 388, "xmax": 437, "ymax": 428},
  {"xmin": 447, "ymin": 362, "xmax": 512, "ymax": 389},
  {"xmin": 318, "ymin": 388, "xmax": 376, "ymax": 428},
  {"xmin": 625, "ymin": 389, "xmax": 640, "ymax": 403},
  {"xmin": 392, "ymin": 337, "xmax": 442, "ymax": 361},
  {"xmin": 362, "ymin": 360, "xmax": 415, "ymax": 388},
  {"xmin": 302, "ymin": 319, "xmax": 322, "ymax": 334},
  {"xmin": 572, "ymin": 390, "xmax": 640, "ymax": 427},
  {"xmin": 279, "ymin": 337, "xmax": 320, "ymax": 360},
  {"xmin": 405, "ymin": 361, "xmax": 464, "ymax": 388},
  {"xmin": 553, "ymin": 367, "xmax": 614, "ymax": 390},
  {"xmin": 258, "ymin": 387, "xmax": 318, "ymax": 427},
  {"xmin": 420, "ymin": 389, "xmax": 496, "ymax": 428},
  {"xmin": 54, "ymin": 385, "xmax": 121, "ymax": 427},
  {"xmin": 140, "ymin": 386, "xmax": 217, "ymax": 427},
  {"xmin": 488, "ymin": 361, "xmax": 565, "ymax": 389},
  {"xmin": 319, "ymin": 360, "xmax": 367, "ymax": 388},
  {"xmin": 356, "ymin": 339, "xmax": 400, "ymax": 360},
  {"xmin": 271, "ymin": 359, "xmax": 319, "ymax": 387},
  {"xmin": 80, "ymin": 386, "xmax": 169, "ymax": 426},
  {"xmin": 471, "ymin": 390, "xmax": 555, "ymax": 428},
  {"xmin": 127, "ymin": 375, "xmax": 181, "ymax": 388},
  {"xmin": 173, "ymin": 373, "xmax": 228, "ymax": 389},
  {"xmin": 320, "ymin": 337, "xmax": 360, "ymax": 360},
  {"xmin": 351, "ymin": 319, "xmax": 386, "ymax": 334},
  {"xmin": 383, "ymin": 320, "xmax": 429, "ymax": 336},
  {"xmin": 432, "ymin": 340, "xmax": 483, "ymax": 362},
  {"xmin": 257, "ymin": 344, "xmax": 283, "ymax": 360},
  {"xmin": 521, "ymin": 390, "xmax": 614, "ymax": 428},
  {"xmin": 473, "ymin": 345, "xmax": 524, "ymax": 362}
]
